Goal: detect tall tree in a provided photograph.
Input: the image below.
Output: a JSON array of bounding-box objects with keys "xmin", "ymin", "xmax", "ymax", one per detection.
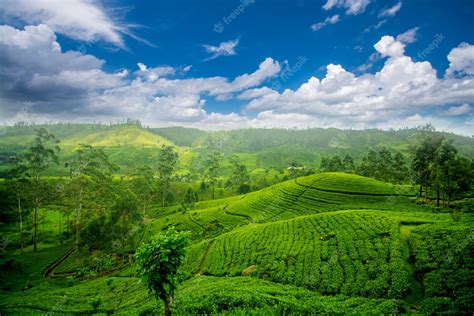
[
  {"xmin": 342, "ymin": 154, "xmax": 355, "ymax": 171},
  {"xmin": 230, "ymin": 156, "xmax": 251, "ymax": 194},
  {"xmin": 22, "ymin": 128, "xmax": 60, "ymax": 252},
  {"xmin": 131, "ymin": 165, "xmax": 156, "ymax": 219},
  {"xmin": 6, "ymin": 158, "xmax": 30, "ymax": 254},
  {"xmin": 157, "ymin": 146, "xmax": 178, "ymax": 206},
  {"xmin": 135, "ymin": 228, "xmax": 190, "ymax": 316},
  {"xmin": 204, "ymin": 150, "xmax": 222, "ymax": 199},
  {"xmin": 412, "ymin": 135, "xmax": 444, "ymax": 200},
  {"xmin": 65, "ymin": 144, "xmax": 117, "ymax": 247},
  {"xmin": 109, "ymin": 190, "xmax": 141, "ymax": 255},
  {"xmin": 434, "ymin": 140, "xmax": 458, "ymax": 207}
]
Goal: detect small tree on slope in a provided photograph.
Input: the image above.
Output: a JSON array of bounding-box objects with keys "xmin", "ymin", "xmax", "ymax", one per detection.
[{"xmin": 135, "ymin": 228, "xmax": 190, "ymax": 316}]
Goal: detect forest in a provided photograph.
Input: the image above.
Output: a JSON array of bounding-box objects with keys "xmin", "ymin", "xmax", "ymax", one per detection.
[{"xmin": 0, "ymin": 123, "xmax": 473, "ymax": 315}]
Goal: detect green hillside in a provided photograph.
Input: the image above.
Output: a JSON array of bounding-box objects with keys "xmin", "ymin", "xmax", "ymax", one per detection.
[{"xmin": 2, "ymin": 172, "xmax": 471, "ymax": 314}]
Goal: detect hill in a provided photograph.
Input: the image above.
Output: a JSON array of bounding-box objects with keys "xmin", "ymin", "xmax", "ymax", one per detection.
[
  {"xmin": 2, "ymin": 124, "xmax": 472, "ymax": 174},
  {"xmin": 2, "ymin": 173, "xmax": 470, "ymax": 314}
]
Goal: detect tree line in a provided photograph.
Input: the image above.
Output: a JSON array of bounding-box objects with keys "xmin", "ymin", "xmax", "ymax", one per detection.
[{"xmin": 1, "ymin": 128, "xmax": 253, "ymax": 253}]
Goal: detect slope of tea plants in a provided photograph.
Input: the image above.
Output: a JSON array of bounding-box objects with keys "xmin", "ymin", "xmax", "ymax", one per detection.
[{"xmin": 1, "ymin": 172, "xmax": 472, "ymax": 315}]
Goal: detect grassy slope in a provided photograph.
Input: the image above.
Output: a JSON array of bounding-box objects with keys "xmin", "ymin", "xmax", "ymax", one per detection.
[{"xmin": 1, "ymin": 172, "xmax": 472, "ymax": 314}]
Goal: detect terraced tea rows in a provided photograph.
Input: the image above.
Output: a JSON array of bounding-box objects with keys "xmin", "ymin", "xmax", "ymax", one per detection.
[
  {"xmin": 144, "ymin": 173, "xmax": 425, "ymax": 242},
  {"xmin": 193, "ymin": 211, "xmax": 412, "ymax": 298}
]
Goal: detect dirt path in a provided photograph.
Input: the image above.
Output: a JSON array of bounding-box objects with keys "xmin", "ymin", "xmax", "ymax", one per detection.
[
  {"xmin": 400, "ymin": 226, "xmax": 424, "ymax": 311},
  {"xmin": 43, "ymin": 247, "xmax": 76, "ymax": 278},
  {"xmin": 197, "ymin": 239, "xmax": 215, "ymax": 274}
]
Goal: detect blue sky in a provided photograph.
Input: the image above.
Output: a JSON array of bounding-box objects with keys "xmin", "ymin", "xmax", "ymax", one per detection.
[{"xmin": 0, "ymin": 0, "xmax": 473, "ymax": 134}]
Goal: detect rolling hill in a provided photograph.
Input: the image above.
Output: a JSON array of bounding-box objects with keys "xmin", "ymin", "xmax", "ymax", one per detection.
[{"xmin": 2, "ymin": 172, "xmax": 470, "ymax": 314}]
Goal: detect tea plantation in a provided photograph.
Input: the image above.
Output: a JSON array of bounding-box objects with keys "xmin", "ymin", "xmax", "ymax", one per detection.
[{"xmin": 1, "ymin": 172, "xmax": 473, "ymax": 314}]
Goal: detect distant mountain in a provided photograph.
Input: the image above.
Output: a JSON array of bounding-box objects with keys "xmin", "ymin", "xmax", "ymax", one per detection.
[{"xmin": 1, "ymin": 124, "xmax": 472, "ymax": 175}]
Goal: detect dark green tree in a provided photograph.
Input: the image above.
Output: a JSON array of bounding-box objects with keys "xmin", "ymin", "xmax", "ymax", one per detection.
[
  {"xmin": 203, "ymin": 150, "xmax": 222, "ymax": 199},
  {"xmin": 22, "ymin": 128, "xmax": 60, "ymax": 252},
  {"xmin": 66, "ymin": 144, "xmax": 117, "ymax": 247},
  {"xmin": 181, "ymin": 187, "xmax": 197, "ymax": 212},
  {"xmin": 157, "ymin": 146, "xmax": 178, "ymax": 206},
  {"xmin": 131, "ymin": 165, "xmax": 156, "ymax": 219},
  {"xmin": 135, "ymin": 228, "xmax": 190, "ymax": 316},
  {"xmin": 109, "ymin": 190, "xmax": 141, "ymax": 254},
  {"xmin": 230, "ymin": 156, "xmax": 251, "ymax": 194},
  {"xmin": 342, "ymin": 154, "xmax": 355, "ymax": 171}
]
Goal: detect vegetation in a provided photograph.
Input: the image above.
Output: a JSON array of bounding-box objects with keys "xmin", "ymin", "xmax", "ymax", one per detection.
[
  {"xmin": 135, "ymin": 228, "xmax": 190, "ymax": 315},
  {"xmin": 0, "ymin": 123, "xmax": 473, "ymax": 315}
]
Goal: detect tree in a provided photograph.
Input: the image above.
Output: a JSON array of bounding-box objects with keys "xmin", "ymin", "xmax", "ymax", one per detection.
[
  {"xmin": 342, "ymin": 154, "xmax": 355, "ymax": 171},
  {"xmin": 131, "ymin": 165, "xmax": 156, "ymax": 219},
  {"xmin": 181, "ymin": 187, "xmax": 197, "ymax": 212},
  {"xmin": 135, "ymin": 228, "xmax": 190, "ymax": 316},
  {"xmin": 7, "ymin": 159, "xmax": 30, "ymax": 254},
  {"xmin": 203, "ymin": 150, "xmax": 222, "ymax": 199},
  {"xmin": 411, "ymin": 134, "xmax": 444, "ymax": 199},
  {"xmin": 22, "ymin": 128, "xmax": 60, "ymax": 252},
  {"xmin": 157, "ymin": 146, "xmax": 178, "ymax": 206},
  {"xmin": 393, "ymin": 152, "xmax": 409, "ymax": 183},
  {"xmin": 377, "ymin": 147, "xmax": 394, "ymax": 182},
  {"xmin": 65, "ymin": 144, "xmax": 117, "ymax": 247},
  {"xmin": 434, "ymin": 140, "xmax": 458, "ymax": 207},
  {"xmin": 109, "ymin": 190, "xmax": 141, "ymax": 255},
  {"xmin": 230, "ymin": 156, "xmax": 251, "ymax": 194}
]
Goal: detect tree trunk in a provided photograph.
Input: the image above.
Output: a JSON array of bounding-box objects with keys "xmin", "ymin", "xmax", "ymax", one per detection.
[
  {"xmin": 76, "ymin": 187, "xmax": 83, "ymax": 248},
  {"xmin": 33, "ymin": 204, "xmax": 38, "ymax": 252},
  {"xmin": 18, "ymin": 194, "xmax": 24, "ymax": 254},
  {"xmin": 436, "ymin": 190, "xmax": 440, "ymax": 207},
  {"xmin": 419, "ymin": 185, "xmax": 422, "ymax": 197},
  {"xmin": 164, "ymin": 296, "xmax": 173, "ymax": 316},
  {"xmin": 33, "ymin": 175, "xmax": 40, "ymax": 252}
]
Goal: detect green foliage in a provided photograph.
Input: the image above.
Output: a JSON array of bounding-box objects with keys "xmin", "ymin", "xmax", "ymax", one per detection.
[
  {"xmin": 357, "ymin": 147, "xmax": 410, "ymax": 183},
  {"xmin": 157, "ymin": 145, "xmax": 179, "ymax": 206},
  {"xmin": 135, "ymin": 227, "xmax": 191, "ymax": 313}
]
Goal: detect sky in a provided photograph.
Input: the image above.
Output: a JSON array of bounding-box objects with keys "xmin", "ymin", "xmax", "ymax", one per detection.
[{"xmin": 0, "ymin": 0, "xmax": 473, "ymax": 135}]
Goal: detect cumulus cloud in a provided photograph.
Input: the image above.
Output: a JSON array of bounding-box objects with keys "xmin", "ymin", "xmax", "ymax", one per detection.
[
  {"xmin": 374, "ymin": 35, "xmax": 405, "ymax": 57},
  {"xmin": 311, "ymin": 14, "xmax": 340, "ymax": 31},
  {"xmin": 323, "ymin": 0, "xmax": 371, "ymax": 15},
  {"xmin": 203, "ymin": 39, "xmax": 239, "ymax": 60},
  {"xmin": 242, "ymin": 36, "xmax": 474, "ymax": 135},
  {"xmin": 0, "ymin": 24, "xmax": 124, "ymax": 115},
  {"xmin": 0, "ymin": 0, "xmax": 130, "ymax": 47},
  {"xmin": 445, "ymin": 42, "xmax": 474, "ymax": 77},
  {"xmin": 378, "ymin": 2, "xmax": 402, "ymax": 17},
  {"xmin": 1, "ymin": 23, "xmax": 473, "ymax": 135}
]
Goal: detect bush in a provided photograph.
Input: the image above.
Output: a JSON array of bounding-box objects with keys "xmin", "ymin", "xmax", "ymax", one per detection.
[{"xmin": 91, "ymin": 296, "xmax": 102, "ymax": 310}]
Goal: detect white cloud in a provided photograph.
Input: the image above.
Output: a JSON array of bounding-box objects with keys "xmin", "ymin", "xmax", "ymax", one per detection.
[
  {"xmin": 311, "ymin": 14, "xmax": 340, "ymax": 31},
  {"xmin": 238, "ymin": 87, "xmax": 277, "ymax": 100},
  {"xmin": 203, "ymin": 39, "xmax": 239, "ymax": 60},
  {"xmin": 1, "ymin": 24, "xmax": 473, "ymax": 135},
  {"xmin": 135, "ymin": 63, "xmax": 176, "ymax": 81},
  {"xmin": 445, "ymin": 42, "xmax": 474, "ymax": 77},
  {"xmin": 396, "ymin": 27, "xmax": 419, "ymax": 44},
  {"xmin": 0, "ymin": 24, "xmax": 124, "ymax": 115},
  {"xmin": 445, "ymin": 103, "xmax": 471, "ymax": 116},
  {"xmin": 242, "ymin": 36, "xmax": 474, "ymax": 135},
  {"xmin": 378, "ymin": 2, "xmax": 402, "ymax": 17},
  {"xmin": 0, "ymin": 0, "xmax": 129, "ymax": 47},
  {"xmin": 374, "ymin": 35, "xmax": 405, "ymax": 57},
  {"xmin": 323, "ymin": 0, "xmax": 371, "ymax": 15}
]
